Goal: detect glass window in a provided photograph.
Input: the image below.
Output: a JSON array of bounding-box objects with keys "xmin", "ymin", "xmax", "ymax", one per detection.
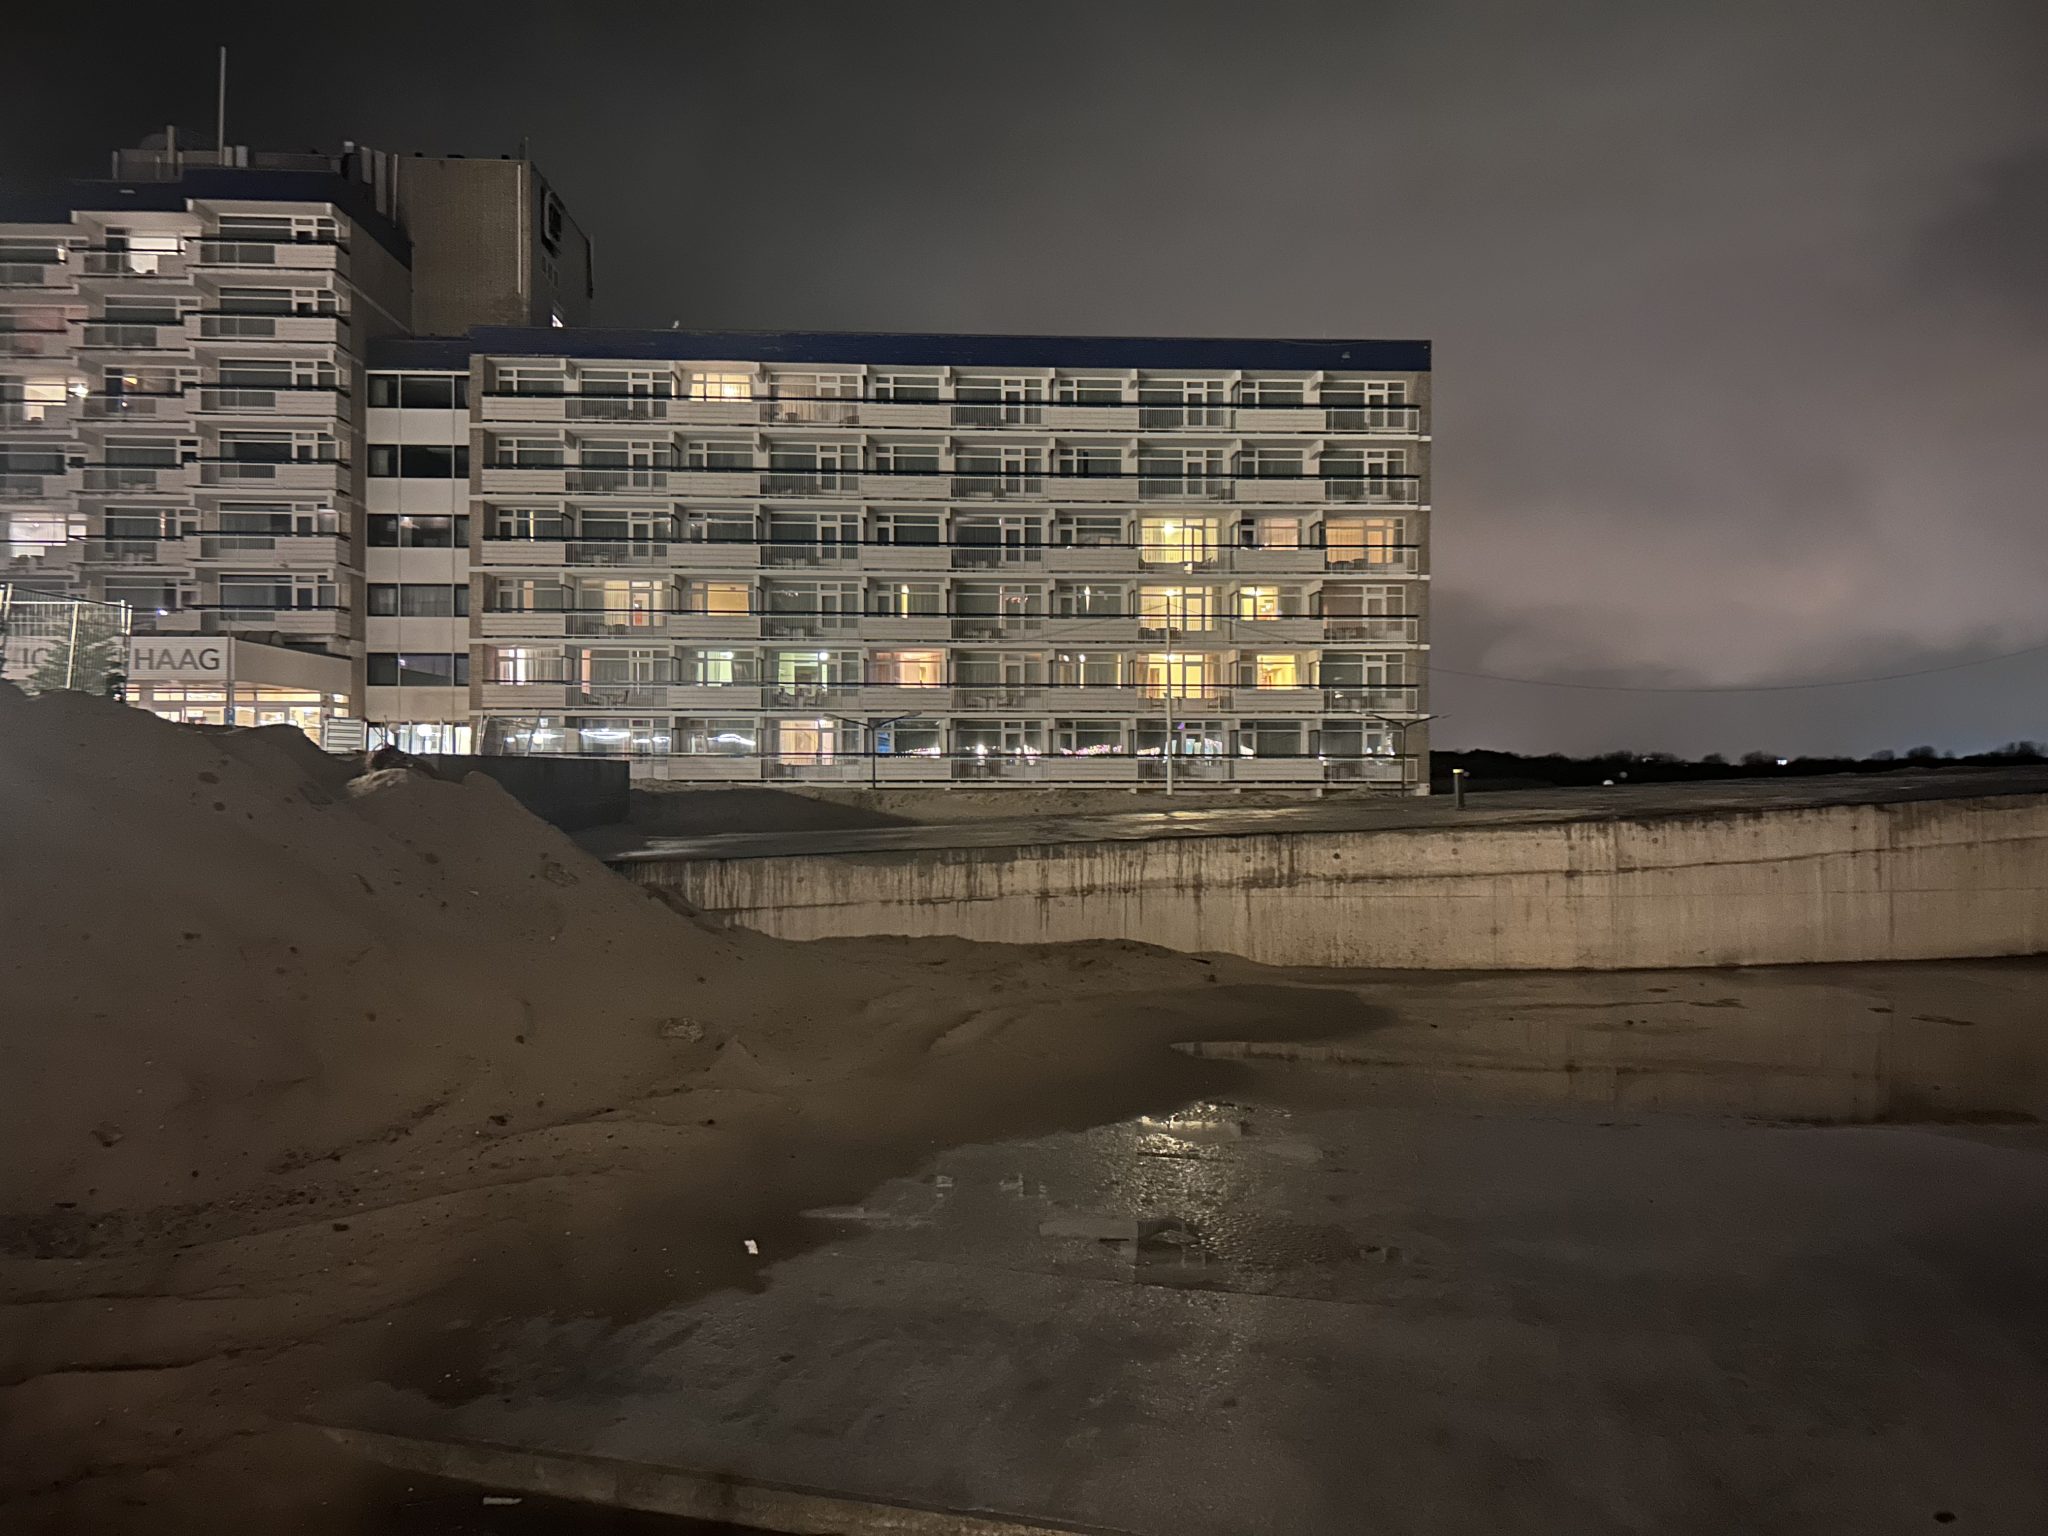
[{"xmin": 687, "ymin": 371, "xmax": 753, "ymax": 400}]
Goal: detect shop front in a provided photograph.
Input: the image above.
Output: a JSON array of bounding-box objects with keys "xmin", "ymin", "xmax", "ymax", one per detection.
[{"xmin": 128, "ymin": 636, "xmax": 352, "ymax": 740}]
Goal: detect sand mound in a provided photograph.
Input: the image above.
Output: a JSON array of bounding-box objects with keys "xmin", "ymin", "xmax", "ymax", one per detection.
[{"xmin": 0, "ymin": 684, "xmax": 744, "ymax": 1221}]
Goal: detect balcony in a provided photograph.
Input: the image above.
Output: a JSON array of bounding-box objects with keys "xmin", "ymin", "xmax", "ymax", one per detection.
[
  {"xmin": 563, "ymin": 611, "xmax": 679, "ymax": 639},
  {"xmin": 760, "ymin": 398, "xmax": 860, "ymax": 426},
  {"xmin": 951, "ymin": 403, "xmax": 1046, "ymax": 428},
  {"xmin": 1327, "ymin": 406, "xmax": 1422, "ymax": 434},
  {"xmin": 670, "ymin": 612, "xmax": 761, "ymax": 640},
  {"xmin": 78, "ymin": 534, "xmax": 198, "ymax": 567},
  {"xmin": 0, "ymin": 401, "xmax": 71, "ymax": 431},
  {"xmin": 952, "ymin": 474, "xmax": 1045, "ymax": 499},
  {"xmin": 566, "ymin": 396, "xmax": 669, "ymax": 422},
  {"xmin": 1324, "ymin": 686, "xmax": 1421, "ymax": 714},
  {"xmin": 79, "ymin": 392, "xmax": 188, "ymax": 422},
  {"xmin": 194, "ymin": 458, "xmax": 346, "ymax": 493},
  {"xmin": 78, "ymin": 249, "xmax": 190, "ymax": 281},
  {"xmin": 1138, "ymin": 474, "xmax": 1230, "ymax": 501},
  {"xmin": 1043, "ymin": 404, "xmax": 1140, "ymax": 431},
  {"xmin": 78, "ymin": 465, "xmax": 184, "ymax": 495},
  {"xmin": 763, "ymin": 683, "xmax": 860, "ymax": 711},
  {"xmin": 670, "ymin": 539, "xmax": 761, "ymax": 572},
  {"xmin": 479, "ymin": 537, "xmax": 570, "ymax": 567},
  {"xmin": 950, "ymin": 614, "xmax": 1045, "ymax": 640},
  {"xmin": 0, "ymin": 258, "xmax": 71, "ymax": 289},
  {"xmin": 762, "ymin": 539, "xmax": 860, "ymax": 567},
  {"xmin": 563, "ymin": 539, "xmax": 674, "ymax": 568},
  {"xmin": 196, "ymin": 386, "xmax": 350, "ymax": 420},
  {"xmin": 189, "ymin": 312, "xmax": 345, "ymax": 345},
  {"xmin": 952, "ymin": 686, "xmax": 1045, "ymax": 711},
  {"xmin": 951, "ymin": 542, "xmax": 1044, "ymax": 570},
  {"xmin": 0, "ymin": 330, "xmax": 71, "ymax": 357},
  {"xmin": 480, "ymin": 610, "xmax": 569, "ymax": 638},
  {"xmin": 1047, "ymin": 685, "xmax": 1142, "ymax": 711},
  {"xmin": 165, "ymin": 604, "xmax": 350, "ymax": 638},
  {"xmin": 1322, "ymin": 475, "xmax": 1423, "ymax": 505},
  {"xmin": 190, "ymin": 239, "xmax": 346, "ymax": 274},
  {"xmin": 1043, "ymin": 542, "xmax": 1132, "ymax": 573},
  {"xmin": 79, "ymin": 321, "xmax": 178, "ymax": 352},
  {"xmin": 481, "ymin": 681, "xmax": 575, "ymax": 710},
  {"xmin": 197, "ymin": 532, "xmax": 347, "ymax": 565},
  {"xmin": 1231, "ymin": 545, "xmax": 1326, "ymax": 575},
  {"xmin": 760, "ymin": 612, "xmax": 859, "ymax": 641},
  {"xmin": 1323, "ymin": 615, "xmax": 1422, "ymax": 644},
  {"xmin": 1236, "ymin": 475, "xmax": 1323, "ymax": 505},
  {"xmin": 1229, "ymin": 615, "xmax": 1323, "ymax": 644},
  {"xmin": 1322, "ymin": 544, "xmax": 1423, "ymax": 575},
  {"xmin": 863, "ymin": 614, "xmax": 950, "ymax": 643},
  {"xmin": 1232, "ymin": 686, "xmax": 1324, "ymax": 714},
  {"xmin": 1138, "ymin": 405, "xmax": 1231, "ymax": 430},
  {"xmin": 0, "ymin": 469, "xmax": 59, "ymax": 500},
  {"xmin": 763, "ymin": 470, "xmax": 859, "ymax": 498}
]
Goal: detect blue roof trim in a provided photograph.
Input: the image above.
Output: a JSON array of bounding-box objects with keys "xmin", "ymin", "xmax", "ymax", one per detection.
[
  {"xmin": 370, "ymin": 328, "xmax": 1429, "ymax": 373},
  {"xmin": 0, "ymin": 170, "xmax": 410, "ymax": 265}
]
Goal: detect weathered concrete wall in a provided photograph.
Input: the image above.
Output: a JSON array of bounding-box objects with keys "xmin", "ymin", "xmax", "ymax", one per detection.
[{"xmin": 619, "ymin": 794, "xmax": 2048, "ymax": 969}]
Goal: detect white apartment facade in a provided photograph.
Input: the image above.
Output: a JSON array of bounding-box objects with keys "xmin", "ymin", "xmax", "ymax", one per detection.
[
  {"xmin": 0, "ymin": 142, "xmax": 587, "ymax": 731},
  {"xmin": 369, "ymin": 330, "xmax": 1434, "ymax": 789}
]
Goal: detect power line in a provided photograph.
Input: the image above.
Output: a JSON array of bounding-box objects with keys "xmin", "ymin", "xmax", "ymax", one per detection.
[{"xmin": 1428, "ymin": 636, "xmax": 2048, "ymax": 693}]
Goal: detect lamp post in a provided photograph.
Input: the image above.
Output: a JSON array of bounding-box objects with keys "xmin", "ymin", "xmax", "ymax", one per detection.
[
  {"xmin": 826, "ymin": 710, "xmax": 926, "ymax": 790},
  {"xmin": 1366, "ymin": 711, "xmax": 1444, "ymax": 791}
]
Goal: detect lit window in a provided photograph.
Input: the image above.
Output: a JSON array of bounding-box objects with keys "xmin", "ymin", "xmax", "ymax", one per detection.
[{"xmin": 688, "ymin": 371, "xmax": 753, "ymax": 401}]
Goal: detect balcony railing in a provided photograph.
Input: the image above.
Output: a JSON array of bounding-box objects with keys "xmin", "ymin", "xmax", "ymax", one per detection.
[
  {"xmin": 0, "ymin": 330, "xmax": 69, "ymax": 357},
  {"xmin": 79, "ymin": 465, "xmax": 182, "ymax": 493},
  {"xmin": 79, "ymin": 392, "xmax": 185, "ymax": 420},
  {"xmin": 197, "ymin": 386, "xmax": 350, "ymax": 418},
  {"xmin": 0, "ymin": 260, "xmax": 71, "ymax": 288},
  {"xmin": 79, "ymin": 322, "xmax": 174, "ymax": 350}
]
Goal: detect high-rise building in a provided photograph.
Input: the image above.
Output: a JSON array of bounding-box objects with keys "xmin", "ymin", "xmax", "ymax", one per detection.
[
  {"xmin": 363, "ymin": 329, "xmax": 1432, "ymax": 790},
  {"xmin": 8, "ymin": 137, "xmax": 1431, "ymax": 791},
  {"xmin": 0, "ymin": 140, "xmax": 587, "ymax": 734}
]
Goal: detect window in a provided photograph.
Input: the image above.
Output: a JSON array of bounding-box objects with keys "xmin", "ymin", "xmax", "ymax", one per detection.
[
  {"xmin": 873, "ymin": 510, "xmax": 941, "ymax": 544},
  {"xmin": 488, "ymin": 646, "xmax": 558, "ymax": 683},
  {"xmin": 871, "ymin": 581, "xmax": 943, "ymax": 616},
  {"xmin": 489, "ymin": 506, "xmax": 563, "ymax": 540},
  {"xmin": 1056, "ymin": 720, "xmax": 1125, "ymax": 755},
  {"xmin": 368, "ymin": 584, "xmax": 469, "ymax": 618},
  {"xmin": 1240, "ymin": 379, "xmax": 1305, "ymax": 407},
  {"xmin": 872, "ymin": 649, "xmax": 946, "ymax": 686},
  {"xmin": 1054, "ymin": 446, "xmax": 1123, "ymax": 477},
  {"xmin": 686, "ymin": 371, "xmax": 753, "ymax": 400},
  {"xmin": 1138, "ymin": 517, "xmax": 1219, "ymax": 564},
  {"xmin": 369, "ymin": 444, "xmax": 470, "ymax": 478},
  {"xmin": 1055, "ymin": 584, "xmax": 1123, "ymax": 616},
  {"xmin": 1252, "ymin": 653, "xmax": 1301, "ymax": 689},
  {"xmin": 872, "ymin": 443, "xmax": 942, "ymax": 475},
  {"xmin": 684, "ymin": 440, "xmax": 754, "ymax": 470},
  {"xmin": 1055, "ymin": 378, "xmax": 1125, "ymax": 405},
  {"xmin": 1324, "ymin": 516, "xmax": 1405, "ymax": 565},
  {"xmin": 1238, "ymin": 447, "xmax": 1304, "ymax": 478},
  {"xmin": 367, "ymin": 515, "xmax": 470, "ymax": 548},
  {"xmin": 1138, "ymin": 586, "xmax": 1216, "ymax": 631},
  {"xmin": 676, "ymin": 717, "xmax": 758, "ymax": 755},
  {"xmin": 1323, "ymin": 379, "xmax": 1408, "ymax": 408},
  {"xmin": 495, "ymin": 365, "xmax": 567, "ymax": 396},
  {"xmin": 368, "ymin": 653, "xmax": 470, "ymax": 688},
  {"xmin": 686, "ymin": 581, "xmax": 752, "ymax": 615},
  {"xmin": 1242, "ymin": 719, "xmax": 1304, "ymax": 756},
  {"xmin": 873, "ymin": 374, "xmax": 941, "ymax": 402}
]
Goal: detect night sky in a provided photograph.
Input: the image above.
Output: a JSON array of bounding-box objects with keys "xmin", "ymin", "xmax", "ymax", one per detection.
[{"xmin": 9, "ymin": 1, "xmax": 2046, "ymax": 757}]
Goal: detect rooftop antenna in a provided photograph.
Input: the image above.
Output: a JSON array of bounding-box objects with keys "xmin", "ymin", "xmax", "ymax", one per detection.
[{"xmin": 215, "ymin": 45, "xmax": 227, "ymax": 155}]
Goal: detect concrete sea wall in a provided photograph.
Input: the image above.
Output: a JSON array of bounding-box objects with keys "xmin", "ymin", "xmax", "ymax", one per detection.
[{"xmin": 618, "ymin": 794, "xmax": 2048, "ymax": 970}]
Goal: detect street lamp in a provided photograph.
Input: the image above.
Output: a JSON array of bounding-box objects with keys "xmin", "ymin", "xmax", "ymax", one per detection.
[
  {"xmin": 824, "ymin": 710, "xmax": 927, "ymax": 790},
  {"xmin": 1366, "ymin": 711, "xmax": 1445, "ymax": 791}
]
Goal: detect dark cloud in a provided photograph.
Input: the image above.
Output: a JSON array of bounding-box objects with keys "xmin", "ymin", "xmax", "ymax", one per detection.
[{"xmin": 6, "ymin": 0, "xmax": 2046, "ymax": 753}]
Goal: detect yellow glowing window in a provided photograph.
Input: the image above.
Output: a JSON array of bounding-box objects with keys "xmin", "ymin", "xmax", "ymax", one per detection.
[
  {"xmin": 689, "ymin": 372, "xmax": 753, "ymax": 400},
  {"xmin": 1255, "ymin": 654, "xmax": 1300, "ymax": 689}
]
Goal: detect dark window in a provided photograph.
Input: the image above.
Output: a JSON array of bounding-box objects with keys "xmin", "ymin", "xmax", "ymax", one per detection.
[
  {"xmin": 368, "ymin": 374, "xmax": 400, "ymax": 408},
  {"xmin": 369, "ymin": 444, "xmax": 468, "ymax": 478},
  {"xmin": 368, "ymin": 583, "xmax": 399, "ymax": 616},
  {"xmin": 368, "ymin": 652, "xmax": 470, "ymax": 687},
  {"xmin": 369, "ymin": 583, "xmax": 466, "ymax": 618},
  {"xmin": 367, "ymin": 515, "xmax": 468, "ymax": 549},
  {"xmin": 399, "ymin": 376, "xmax": 455, "ymax": 410}
]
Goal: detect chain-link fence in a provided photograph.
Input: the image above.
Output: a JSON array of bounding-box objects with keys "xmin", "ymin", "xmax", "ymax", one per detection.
[{"xmin": 0, "ymin": 584, "xmax": 134, "ymax": 698}]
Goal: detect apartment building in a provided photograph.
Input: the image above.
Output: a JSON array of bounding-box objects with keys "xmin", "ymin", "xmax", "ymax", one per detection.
[
  {"xmin": 368, "ymin": 329, "xmax": 1433, "ymax": 789},
  {"xmin": 0, "ymin": 140, "xmax": 588, "ymax": 732}
]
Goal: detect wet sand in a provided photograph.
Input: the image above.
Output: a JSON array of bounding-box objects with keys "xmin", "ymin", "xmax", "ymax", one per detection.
[{"xmin": 9, "ymin": 956, "xmax": 2044, "ymax": 1533}]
